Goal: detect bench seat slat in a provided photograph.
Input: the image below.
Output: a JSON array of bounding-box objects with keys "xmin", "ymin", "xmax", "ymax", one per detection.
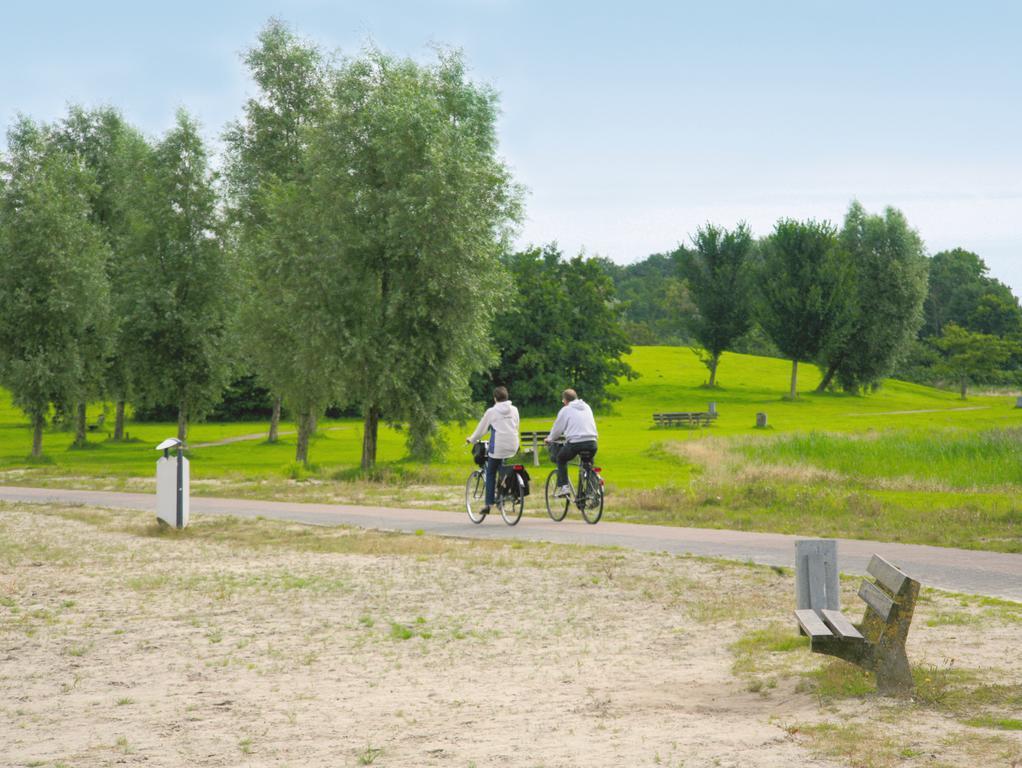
[
  {"xmin": 858, "ymin": 580, "xmax": 896, "ymax": 622},
  {"xmin": 794, "ymin": 609, "xmax": 833, "ymax": 639},
  {"xmin": 866, "ymin": 555, "xmax": 911, "ymax": 595},
  {"xmin": 821, "ymin": 609, "xmax": 865, "ymax": 641}
]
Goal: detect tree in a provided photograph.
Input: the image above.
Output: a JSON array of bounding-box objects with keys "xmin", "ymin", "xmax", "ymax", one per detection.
[
  {"xmin": 223, "ymin": 20, "xmax": 328, "ymax": 448},
  {"xmin": 757, "ymin": 219, "xmax": 852, "ymax": 399},
  {"xmin": 921, "ymin": 248, "xmax": 1021, "ymax": 339},
  {"xmin": 0, "ymin": 118, "xmax": 112, "ymax": 456},
  {"xmin": 478, "ymin": 245, "xmax": 635, "ymax": 411},
  {"xmin": 604, "ymin": 250, "xmax": 693, "ymax": 345},
  {"xmin": 121, "ymin": 111, "xmax": 233, "ymax": 442},
  {"xmin": 932, "ymin": 323, "xmax": 1018, "ymax": 399},
  {"xmin": 817, "ymin": 202, "xmax": 929, "ymax": 392},
  {"xmin": 248, "ymin": 179, "xmax": 346, "ymax": 464},
  {"xmin": 680, "ymin": 223, "xmax": 754, "ymax": 386},
  {"xmin": 299, "ymin": 48, "xmax": 522, "ymax": 469},
  {"xmin": 969, "ymin": 290, "xmax": 1022, "ymax": 338},
  {"xmin": 53, "ymin": 106, "xmax": 151, "ymax": 441}
]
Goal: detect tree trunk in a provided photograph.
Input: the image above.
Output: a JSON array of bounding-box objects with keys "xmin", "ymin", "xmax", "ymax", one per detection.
[
  {"xmin": 114, "ymin": 400, "xmax": 126, "ymax": 441},
  {"xmin": 708, "ymin": 354, "xmax": 719, "ymax": 387},
  {"xmin": 31, "ymin": 412, "xmax": 44, "ymax": 458},
  {"xmin": 177, "ymin": 403, "xmax": 187, "ymax": 443},
  {"xmin": 73, "ymin": 402, "xmax": 87, "ymax": 447},
  {"xmin": 789, "ymin": 359, "xmax": 799, "ymax": 399},
  {"xmin": 295, "ymin": 409, "xmax": 313, "ymax": 465},
  {"xmin": 815, "ymin": 362, "xmax": 839, "ymax": 393},
  {"xmin": 361, "ymin": 405, "xmax": 380, "ymax": 471},
  {"xmin": 268, "ymin": 396, "xmax": 281, "ymax": 443}
]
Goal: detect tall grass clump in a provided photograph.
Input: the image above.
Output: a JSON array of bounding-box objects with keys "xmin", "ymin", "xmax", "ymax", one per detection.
[{"xmin": 740, "ymin": 428, "xmax": 1022, "ymax": 488}]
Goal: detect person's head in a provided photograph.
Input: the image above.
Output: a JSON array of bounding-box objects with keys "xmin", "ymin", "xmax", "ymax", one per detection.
[
  {"xmin": 493, "ymin": 386, "xmax": 509, "ymax": 402},
  {"xmin": 561, "ymin": 388, "xmax": 577, "ymax": 404}
]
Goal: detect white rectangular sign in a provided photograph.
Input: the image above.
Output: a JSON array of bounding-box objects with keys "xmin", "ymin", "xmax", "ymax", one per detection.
[{"xmin": 156, "ymin": 455, "xmax": 189, "ymax": 528}]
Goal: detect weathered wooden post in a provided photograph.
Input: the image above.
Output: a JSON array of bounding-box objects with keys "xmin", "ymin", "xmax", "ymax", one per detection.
[
  {"xmin": 795, "ymin": 539, "xmax": 840, "ymax": 612},
  {"xmin": 755, "ymin": 412, "xmax": 768, "ymax": 428}
]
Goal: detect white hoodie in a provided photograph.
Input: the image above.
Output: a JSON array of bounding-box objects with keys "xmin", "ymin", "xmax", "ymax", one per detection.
[
  {"xmin": 548, "ymin": 399, "xmax": 598, "ymax": 444},
  {"xmin": 467, "ymin": 400, "xmax": 520, "ymax": 459}
]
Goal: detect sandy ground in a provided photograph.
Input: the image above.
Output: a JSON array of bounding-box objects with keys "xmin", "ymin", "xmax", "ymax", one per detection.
[{"xmin": 2, "ymin": 503, "xmax": 1021, "ymax": 768}]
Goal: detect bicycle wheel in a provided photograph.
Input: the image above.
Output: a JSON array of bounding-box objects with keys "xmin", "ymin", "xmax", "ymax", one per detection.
[
  {"xmin": 465, "ymin": 470, "xmax": 488, "ymax": 524},
  {"xmin": 499, "ymin": 483, "xmax": 524, "ymax": 526},
  {"xmin": 545, "ymin": 470, "xmax": 569, "ymax": 522},
  {"xmin": 580, "ymin": 469, "xmax": 604, "ymax": 524}
]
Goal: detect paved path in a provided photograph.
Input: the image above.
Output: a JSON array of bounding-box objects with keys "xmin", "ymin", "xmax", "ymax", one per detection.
[
  {"xmin": 3, "ymin": 485, "xmax": 1021, "ymax": 601},
  {"xmin": 190, "ymin": 425, "xmax": 354, "ymax": 449}
]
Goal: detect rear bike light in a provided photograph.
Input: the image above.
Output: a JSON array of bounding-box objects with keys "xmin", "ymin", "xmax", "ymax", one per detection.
[
  {"xmin": 512, "ymin": 465, "xmax": 524, "ymax": 471},
  {"xmin": 594, "ymin": 467, "xmax": 602, "ymax": 473}
]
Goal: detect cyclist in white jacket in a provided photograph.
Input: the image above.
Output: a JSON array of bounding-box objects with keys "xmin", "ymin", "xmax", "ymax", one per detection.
[
  {"xmin": 544, "ymin": 388, "xmax": 598, "ymax": 496},
  {"xmin": 466, "ymin": 386, "xmax": 520, "ymax": 516}
]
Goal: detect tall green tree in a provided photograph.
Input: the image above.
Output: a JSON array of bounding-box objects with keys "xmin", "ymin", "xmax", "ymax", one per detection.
[
  {"xmin": 922, "ymin": 248, "xmax": 1022, "ymax": 338},
  {"xmin": 250, "ymin": 179, "xmax": 345, "ymax": 464},
  {"xmin": 53, "ymin": 106, "xmax": 151, "ymax": 441},
  {"xmin": 680, "ymin": 223, "xmax": 754, "ymax": 386},
  {"xmin": 121, "ymin": 110, "xmax": 233, "ymax": 442},
  {"xmin": 223, "ymin": 20, "xmax": 329, "ymax": 453},
  {"xmin": 604, "ymin": 250, "xmax": 693, "ymax": 345},
  {"xmin": 0, "ymin": 118, "xmax": 112, "ymax": 456},
  {"xmin": 299, "ymin": 48, "xmax": 522, "ymax": 469},
  {"xmin": 932, "ymin": 323, "xmax": 1019, "ymax": 399},
  {"xmin": 817, "ymin": 202, "xmax": 929, "ymax": 392},
  {"xmin": 477, "ymin": 245, "xmax": 635, "ymax": 411},
  {"xmin": 757, "ymin": 219, "xmax": 852, "ymax": 399}
]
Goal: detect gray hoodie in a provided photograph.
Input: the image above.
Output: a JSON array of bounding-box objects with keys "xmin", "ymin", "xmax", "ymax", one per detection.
[
  {"xmin": 548, "ymin": 399, "xmax": 598, "ymax": 444},
  {"xmin": 467, "ymin": 400, "xmax": 521, "ymax": 459}
]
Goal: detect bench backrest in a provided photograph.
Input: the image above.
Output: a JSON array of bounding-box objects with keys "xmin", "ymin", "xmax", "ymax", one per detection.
[{"xmin": 795, "ymin": 539, "xmax": 840, "ymax": 612}]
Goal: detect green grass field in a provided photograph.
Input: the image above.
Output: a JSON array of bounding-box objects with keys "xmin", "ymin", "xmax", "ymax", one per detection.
[{"xmin": 2, "ymin": 347, "xmax": 1021, "ymax": 550}]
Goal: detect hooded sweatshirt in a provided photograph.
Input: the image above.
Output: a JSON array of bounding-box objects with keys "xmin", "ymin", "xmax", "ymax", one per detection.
[
  {"xmin": 548, "ymin": 399, "xmax": 598, "ymax": 444},
  {"xmin": 467, "ymin": 400, "xmax": 520, "ymax": 459}
]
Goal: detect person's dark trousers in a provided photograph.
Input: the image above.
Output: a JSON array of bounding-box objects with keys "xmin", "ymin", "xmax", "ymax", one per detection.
[
  {"xmin": 556, "ymin": 440, "xmax": 598, "ymax": 487},
  {"xmin": 484, "ymin": 456, "xmax": 503, "ymax": 505}
]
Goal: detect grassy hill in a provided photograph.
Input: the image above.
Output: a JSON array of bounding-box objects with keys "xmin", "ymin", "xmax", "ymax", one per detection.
[{"xmin": 2, "ymin": 347, "xmax": 1021, "ymax": 550}]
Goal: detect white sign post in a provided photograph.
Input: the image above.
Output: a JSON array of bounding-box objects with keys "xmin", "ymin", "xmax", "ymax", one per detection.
[{"xmin": 155, "ymin": 438, "xmax": 189, "ymax": 529}]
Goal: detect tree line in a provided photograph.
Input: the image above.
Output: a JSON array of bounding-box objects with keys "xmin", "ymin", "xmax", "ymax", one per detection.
[
  {"xmin": 0, "ymin": 22, "xmax": 522, "ymax": 467},
  {"xmin": 606, "ymin": 213, "xmax": 1022, "ymax": 399}
]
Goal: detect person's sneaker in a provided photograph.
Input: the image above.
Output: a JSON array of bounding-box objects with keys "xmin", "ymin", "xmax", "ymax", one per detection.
[
  {"xmin": 479, "ymin": 505, "xmax": 490, "ymax": 516},
  {"xmin": 553, "ymin": 485, "xmax": 572, "ymax": 498}
]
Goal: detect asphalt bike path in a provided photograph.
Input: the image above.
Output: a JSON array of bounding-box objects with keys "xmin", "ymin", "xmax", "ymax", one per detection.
[{"xmin": 2, "ymin": 485, "xmax": 1020, "ymax": 601}]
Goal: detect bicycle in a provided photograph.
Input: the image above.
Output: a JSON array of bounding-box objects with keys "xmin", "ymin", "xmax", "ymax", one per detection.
[
  {"xmin": 544, "ymin": 442, "xmax": 605, "ymax": 524},
  {"xmin": 465, "ymin": 442, "xmax": 529, "ymax": 526}
]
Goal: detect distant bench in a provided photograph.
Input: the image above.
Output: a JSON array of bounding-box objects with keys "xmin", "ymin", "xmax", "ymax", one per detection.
[
  {"xmin": 793, "ymin": 540, "xmax": 920, "ymax": 695},
  {"xmin": 520, "ymin": 430, "xmax": 551, "ymax": 467},
  {"xmin": 652, "ymin": 411, "xmax": 714, "ymax": 428}
]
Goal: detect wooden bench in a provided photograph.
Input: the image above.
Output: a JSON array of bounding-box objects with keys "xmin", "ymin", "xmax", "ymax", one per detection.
[
  {"xmin": 87, "ymin": 413, "xmax": 106, "ymax": 432},
  {"xmin": 793, "ymin": 540, "xmax": 920, "ymax": 695},
  {"xmin": 652, "ymin": 411, "xmax": 714, "ymax": 428},
  {"xmin": 520, "ymin": 430, "xmax": 551, "ymax": 467}
]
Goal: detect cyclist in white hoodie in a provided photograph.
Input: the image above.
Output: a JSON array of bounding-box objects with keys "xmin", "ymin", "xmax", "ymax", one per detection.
[
  {"xmin": 544, "ymin": 388, "xmax": 598, "ymax": 497},
  {"xmin": 465, "ymin": 386, "xmax": 520, "ymax": 516}
]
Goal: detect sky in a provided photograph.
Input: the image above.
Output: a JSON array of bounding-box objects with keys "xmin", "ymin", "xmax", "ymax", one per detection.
[{"xmin": 3, "ymin": 0, "xmax": 1021, "ymax": 294}]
